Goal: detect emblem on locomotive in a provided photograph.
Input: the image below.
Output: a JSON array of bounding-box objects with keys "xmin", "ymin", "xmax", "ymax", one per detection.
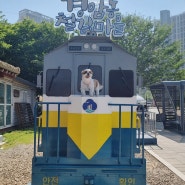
[{"xmin": 82, "ymin": 99, "xmax": 97, "ymax": 113}]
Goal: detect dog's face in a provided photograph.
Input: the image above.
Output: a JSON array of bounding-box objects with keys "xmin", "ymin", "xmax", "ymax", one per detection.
[{"xmin": 81, "ymin": 69, "xmax": 93, "ymax": 79}]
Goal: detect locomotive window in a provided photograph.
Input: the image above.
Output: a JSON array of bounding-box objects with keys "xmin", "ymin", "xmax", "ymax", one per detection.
[
  {"xmin": 109, "ymin": 70, "xmax": 134, "ymax": 97},
  {"xmin": 46, "ymin": 69, "xmax": 71, "ymax": 96},
  {"xmin": 77, "ymin": 65, "xmax": 102, "ymax": 93}
]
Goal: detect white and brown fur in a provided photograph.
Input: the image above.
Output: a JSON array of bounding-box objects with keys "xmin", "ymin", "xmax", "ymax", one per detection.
[{"xmin": 80, "ymin": 69, "xmax": 103, "ymax": 96}]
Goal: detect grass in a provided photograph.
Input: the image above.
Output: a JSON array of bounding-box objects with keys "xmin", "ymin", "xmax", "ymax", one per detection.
[{"xmin": 2, "ymin": 128, "xmax": 34, "ymax": 149}]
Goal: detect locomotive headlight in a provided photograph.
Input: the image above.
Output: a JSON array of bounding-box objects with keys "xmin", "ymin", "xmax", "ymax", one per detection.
[
  {"xmin": 84, "ymin": 176, "xmax": 94, "ymax": 185},
  {"xmin": 84, "ymin": 43, "xmax": 90, "ymax": 49},
  {"xmin": 91, "ymin": 43, "xmax": 97, "ymax": 50}
]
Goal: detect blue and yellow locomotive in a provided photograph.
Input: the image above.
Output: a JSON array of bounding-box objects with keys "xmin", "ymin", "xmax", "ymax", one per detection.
[{"xmin": 31, "ymin": 36, "xmax": 146, "ymax": 185}]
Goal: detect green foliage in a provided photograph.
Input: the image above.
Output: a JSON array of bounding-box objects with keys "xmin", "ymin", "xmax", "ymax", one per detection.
[
  {"xmin": 0, "ymin": 12, "xmax": 13, "ymax": 55},
  {"xmin": 144, "ymin": 89, "xmax": 153, "ymax": 100},
  {"xmin": 1, "ymin": 18, "xmax": 68, "ymax": 83},
  {"xmin": 1, "ymin": 13, "xmax": 185, "ymax": 86},
  {"xmin": 114, "ymin": 14, "xmax": 185, "ymax": 86}
]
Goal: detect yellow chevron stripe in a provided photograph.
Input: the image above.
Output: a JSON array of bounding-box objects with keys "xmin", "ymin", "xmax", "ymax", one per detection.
[
  {"xmin": 41, "ymin": 111, "xmax": 137, "ymax": 159},
  {"xmin": 68, "ymin": 113, "xmax": 112, "ymax": 159}
]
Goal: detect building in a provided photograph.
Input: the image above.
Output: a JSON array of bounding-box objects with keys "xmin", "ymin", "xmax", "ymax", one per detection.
[
  {"xmin": 18, "ymin": 9, "xmax": 54, "ymax": 24},
  {"xmin": 160, "ymin": 10, "xmax": 171, "ymax": 25},
  {"xmin": 0, "ymin": 60, "xmax": 36, "ymax": 132},
  {"xmin": 160, "ymin": 10, "xmax": 185, "ymax": 56}
]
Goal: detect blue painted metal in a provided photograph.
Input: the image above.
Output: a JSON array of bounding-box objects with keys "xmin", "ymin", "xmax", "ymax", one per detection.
[{"xmin": 31, "ymin": 102, "xmax": 146, "ymax": 185}]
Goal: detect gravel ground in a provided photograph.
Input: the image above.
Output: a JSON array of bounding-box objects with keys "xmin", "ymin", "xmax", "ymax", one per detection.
[{"xmin": 0, "ymin": 144, "xmax": 184, "ymax": 185}]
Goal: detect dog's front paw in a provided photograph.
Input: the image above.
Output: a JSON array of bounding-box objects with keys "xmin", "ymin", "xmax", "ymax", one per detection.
[
  {"xmin": 89, "ymin": 94, "xmax": 94, "ymax": 97},
  {"xmin": 81, "ymin": 90, "xmax": 86, "ymax": 96}
]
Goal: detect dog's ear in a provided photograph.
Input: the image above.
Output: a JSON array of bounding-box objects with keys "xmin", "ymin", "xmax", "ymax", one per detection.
[{"xmin": 81, "ymin": 70, "xmax": 85, "ymax": 74}]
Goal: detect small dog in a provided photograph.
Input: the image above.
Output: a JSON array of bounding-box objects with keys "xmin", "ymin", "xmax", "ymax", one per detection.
[{"xmin": 80, "ymin": 69, "xmax": 103, "ymax": 96}]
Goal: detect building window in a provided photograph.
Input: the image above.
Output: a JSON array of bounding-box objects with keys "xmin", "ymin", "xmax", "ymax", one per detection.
[
  {"xmin": 0, "ymin": 83, "xmax": 4, "ymax": 103},
  {"xmin": 6, "ymin": 85, "xmax": 11, "ymax": 104},
  {"xmin": 13, "ymin": 89, "xmax": 20, "ymax": 97},
  {"xmin": 0, "ymin": 83, "xmax": 12, "ymax": 127}
]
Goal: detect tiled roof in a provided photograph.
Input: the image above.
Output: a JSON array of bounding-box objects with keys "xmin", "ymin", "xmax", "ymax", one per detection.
[{"xmin": 0, "ymin": 60, "xmax": 20, "ymax": 75}]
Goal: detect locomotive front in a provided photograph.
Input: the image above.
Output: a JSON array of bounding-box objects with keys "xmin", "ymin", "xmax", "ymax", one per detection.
[{"xmin": 31, "ymin": 36, "xmax": 146, "ymax": 185}]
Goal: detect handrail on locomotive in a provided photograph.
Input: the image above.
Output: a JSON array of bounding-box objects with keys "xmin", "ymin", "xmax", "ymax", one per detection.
[{"xmin": 34, "ymin": 102, "xmax": 145, "ymax": 162}]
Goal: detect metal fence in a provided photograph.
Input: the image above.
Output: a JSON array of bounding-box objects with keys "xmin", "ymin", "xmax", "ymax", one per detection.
[{"xmin": 144, "ymin": 111, "xmax": 157, "ymax": 138}]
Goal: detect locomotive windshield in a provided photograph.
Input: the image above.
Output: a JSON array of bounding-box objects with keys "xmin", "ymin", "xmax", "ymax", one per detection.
[
  {"xmin": 45, "ymin": 67, "xmax": 134, "ymax": 97},
  {"xmin": 46, "ymin": 69, "xmax": 71, "ymax": 96},
  {"xmin": 109, "ymin": 69, "xmax": 134, "ymax": 97}
]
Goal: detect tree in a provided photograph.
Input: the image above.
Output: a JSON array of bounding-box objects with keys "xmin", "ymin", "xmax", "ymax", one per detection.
[
  {"xmin": 114, "ymin": 14, "xmax": 185, "ymax": 86},
  {"xmin": 2, "ymin": 19, "xmax": 68, "ymax": 83},
  {"xmin": 0, "ymin": 12, "xmax": 13, "ymax": 57}
]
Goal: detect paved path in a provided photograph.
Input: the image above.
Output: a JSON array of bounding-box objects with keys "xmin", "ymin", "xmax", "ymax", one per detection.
[{"xmin": 145, "ymin": 107, "xmax": 185, "ymax": 181}]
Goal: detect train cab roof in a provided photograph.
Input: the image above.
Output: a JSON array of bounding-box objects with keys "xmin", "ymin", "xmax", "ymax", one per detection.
[{"xmin": 45, "ymin": 36, "xmax": 136, "ymax": 59}]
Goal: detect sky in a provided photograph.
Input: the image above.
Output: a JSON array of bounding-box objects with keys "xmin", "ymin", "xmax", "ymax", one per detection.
[{"xmin": 0, "ymin": 0, "xmax": 185, "ymax": 24}]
